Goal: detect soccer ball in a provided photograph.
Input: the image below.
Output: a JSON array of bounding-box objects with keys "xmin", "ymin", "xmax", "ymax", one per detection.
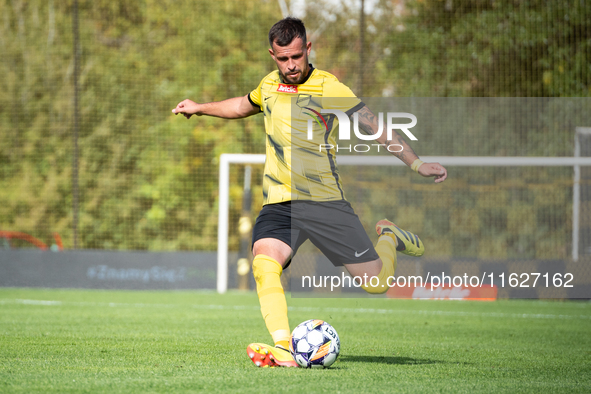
[{"xmin": 289, "ymin": 319, "xmax": 340, "ymax": 368}]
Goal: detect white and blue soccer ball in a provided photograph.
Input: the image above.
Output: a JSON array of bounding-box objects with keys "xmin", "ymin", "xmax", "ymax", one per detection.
[{"xmin": 289, "ymin": 319, "xmax": 340, "ymax": 368}]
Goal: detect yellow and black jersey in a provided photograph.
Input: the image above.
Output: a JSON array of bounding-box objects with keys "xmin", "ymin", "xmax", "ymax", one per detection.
[{"xmin": 248, "ymin": 65, "xmax": 363, "ymax": 205}]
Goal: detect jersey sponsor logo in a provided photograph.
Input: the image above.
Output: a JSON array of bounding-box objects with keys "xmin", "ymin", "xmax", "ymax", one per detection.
[{"xmin": 277, "ymin": 84, "xmax": 298, "ymax": 93}]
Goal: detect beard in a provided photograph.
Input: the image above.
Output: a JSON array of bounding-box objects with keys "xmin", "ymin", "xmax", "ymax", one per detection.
[
  {"xmin": 282, "ymin": 72, "xmax": 300, "ymax": 84},
  {"xmin": 279, "ymin": 65, "xmax": 308, "ymax": 85}
]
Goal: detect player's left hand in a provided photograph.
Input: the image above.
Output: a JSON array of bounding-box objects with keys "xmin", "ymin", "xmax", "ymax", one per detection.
[{"xmin": 418, "ymin": 162, "xmax": 447, "ymax": 183}]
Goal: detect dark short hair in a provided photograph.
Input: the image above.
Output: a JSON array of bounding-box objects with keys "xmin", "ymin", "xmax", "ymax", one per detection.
[{"xmin": 268, "ymin": 17, "xmax": 307, "ymax": 48}]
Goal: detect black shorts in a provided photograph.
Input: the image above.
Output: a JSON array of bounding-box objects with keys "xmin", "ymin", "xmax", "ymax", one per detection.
[{"xmin": 252, "ymin": 200, "xmax": 379, "ymax": 267}]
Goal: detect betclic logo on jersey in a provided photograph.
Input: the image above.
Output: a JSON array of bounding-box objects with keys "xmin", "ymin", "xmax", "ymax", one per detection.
[
  {"xmin": 303, "ymin": 108, "xmax": 418, "ymax": 153},
  {"xmin": 277, "ymin": 84, "xmax": 298, "ymax": 93}
]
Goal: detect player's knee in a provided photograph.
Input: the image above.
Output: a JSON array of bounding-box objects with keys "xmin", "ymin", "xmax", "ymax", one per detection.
[{"xmin": 252, "ymin": 238, "xmax": 292, "ymax": 265}]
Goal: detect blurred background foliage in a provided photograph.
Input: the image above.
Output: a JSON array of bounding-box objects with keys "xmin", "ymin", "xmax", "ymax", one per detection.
[{"xmin": 0, "ymin": 0, "xmax": 589, "ymax": 255}]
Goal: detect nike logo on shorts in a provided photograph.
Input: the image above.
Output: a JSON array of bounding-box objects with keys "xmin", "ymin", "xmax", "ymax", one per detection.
[{"xmin": 355, "ymin": 248, "xmax": 370, "ymax": 257}]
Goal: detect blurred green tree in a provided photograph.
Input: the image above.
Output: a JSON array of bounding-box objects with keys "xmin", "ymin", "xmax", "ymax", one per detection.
[{"xmin": 384, "ymin": 0, "xmax": 591, "ymax": 97}]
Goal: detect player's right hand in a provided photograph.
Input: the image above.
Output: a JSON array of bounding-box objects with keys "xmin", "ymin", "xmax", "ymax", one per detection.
[{"xmin": 172, "ymin": 99, "xmax": 200, "ymax": 119}]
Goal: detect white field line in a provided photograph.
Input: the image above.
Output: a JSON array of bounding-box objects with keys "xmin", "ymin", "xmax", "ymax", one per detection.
[{"xmin": 0, "ymin": 298, "xmax": 590, "ymax": 320}]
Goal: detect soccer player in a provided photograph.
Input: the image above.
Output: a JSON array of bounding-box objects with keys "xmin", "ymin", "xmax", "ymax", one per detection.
[{"xmin": 173, "ymin": 17, "xmax": 447, "ymax": 367}]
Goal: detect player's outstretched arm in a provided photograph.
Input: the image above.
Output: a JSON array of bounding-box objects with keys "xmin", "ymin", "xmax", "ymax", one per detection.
[
  {"xmin": 172, "ymin": 95, "xmax": 260, "ymax": 119},
  {"xmin": 355, "ymin": 105, "xmax": 447, "ymax": 183}
]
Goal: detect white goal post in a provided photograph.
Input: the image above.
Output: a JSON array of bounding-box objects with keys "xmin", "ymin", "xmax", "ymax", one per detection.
[{"xmin": 217, "ymin": 153, "xmax": 591, "ymax": 293}]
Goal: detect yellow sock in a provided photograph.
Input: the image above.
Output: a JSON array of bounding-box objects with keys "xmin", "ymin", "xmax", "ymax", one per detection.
[
  {"xmin": 361, "ymin": 235, "xmax": 397, "ymax": 294},
  {"xmin": 252, "ymin": 254, "xmax": 290, "ymax": 349}
]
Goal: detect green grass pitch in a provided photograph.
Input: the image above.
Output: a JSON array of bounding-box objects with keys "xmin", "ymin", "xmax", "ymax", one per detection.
[{"xmin": 1, "ymin": 288, "xmax": 590, "ymax": 393}]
